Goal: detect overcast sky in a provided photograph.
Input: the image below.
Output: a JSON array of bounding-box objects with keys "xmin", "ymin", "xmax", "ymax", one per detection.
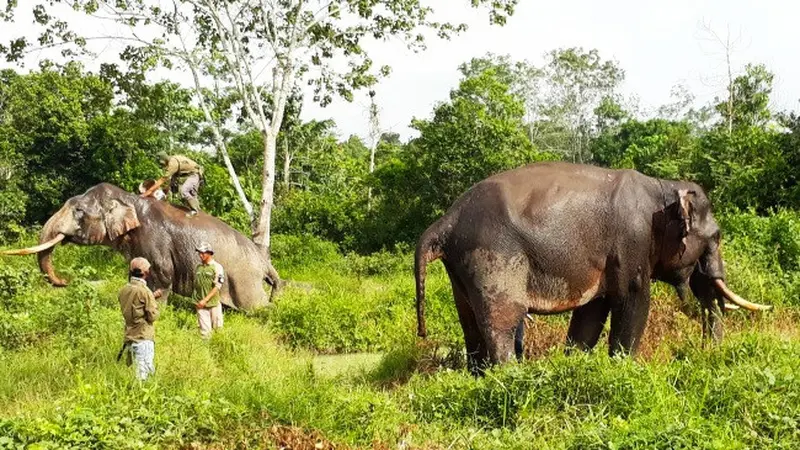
[{"xmin": 2, "ymin": 0, "xmax": 798, "ymax": 142}]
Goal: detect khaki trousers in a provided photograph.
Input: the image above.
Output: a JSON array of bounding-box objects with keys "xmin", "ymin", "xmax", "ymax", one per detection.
[{"xmin": 197, "ymin": 303, "xmax": 223, "ymax": 339}]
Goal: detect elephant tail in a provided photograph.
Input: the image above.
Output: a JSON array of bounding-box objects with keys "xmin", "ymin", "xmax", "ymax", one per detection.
[{"xmin": 415, "ymin": 219, "xmax": 448, "ymax": 339}]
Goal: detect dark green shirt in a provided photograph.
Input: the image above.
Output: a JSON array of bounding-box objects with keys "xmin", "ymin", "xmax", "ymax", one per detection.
[
  {"xmin": 193, "ymin": 259, "xmax": 224, "ymax": 308},
  {"xmin": 118, "ymin": 278, "xmax": 159, "ymax": 342}
]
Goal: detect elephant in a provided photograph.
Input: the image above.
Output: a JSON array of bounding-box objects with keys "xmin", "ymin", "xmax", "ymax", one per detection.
[
  {"xmin": 414, "ymin": 161, "xmax": 771, "ymax": 374},
  {"xmin": 2, "ymin": 183, "xmax": 280, "ymax": 310}
]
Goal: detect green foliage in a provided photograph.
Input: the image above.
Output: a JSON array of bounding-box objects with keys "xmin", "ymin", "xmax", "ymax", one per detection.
[
  {"xmin": 696, "ymin": 126, "xmax": 788, "ymax": 211},
  {"xmin": 271, "ymin": 233, "xmax": 341, "ymax": 271},
  {"xmin": 1, "ymin": 229, "xmax": 800, "ymax": 448},
  {"xmin": 717, "ymin": 209, "xmax": 800, "ymax": 305},
  {"xmin": 592, "ymin": 118, "xmax": 697, "ymax": 179},
  {"xmin": 715, "ymin": 63, "xmax": 774, "ymax": 130},
  {"xmin": 0, "ymin": 63, "xmax": 178, "ymax": 226},
  {"xmin": 368, "ymin": 67, "xmax": 555, "ymax": 248}
]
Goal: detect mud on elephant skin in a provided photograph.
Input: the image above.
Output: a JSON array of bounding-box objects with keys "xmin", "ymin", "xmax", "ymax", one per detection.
[
  {"xmin": 414, "ymin": 161, "xmax": 771, "ymax": 375},
  {"xmin": 2, "ymin": 183, "xmax": 281, "ymax": 310}
]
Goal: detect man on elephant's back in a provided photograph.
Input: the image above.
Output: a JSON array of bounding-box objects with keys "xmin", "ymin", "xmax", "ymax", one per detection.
[
  {"xmin": 193, "ymin": 242, "xmax": 225, "ymax": 339},
  {"xmin": 140, "ymin": 152, "xmax": 204, "ymax": 217}
]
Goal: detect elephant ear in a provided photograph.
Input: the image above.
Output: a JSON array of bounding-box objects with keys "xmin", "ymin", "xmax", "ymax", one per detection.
[
  {"xmin": 661, "ymin": 189, "xmax": 697, "ymax": 262},
  {"xmin": 677, "ymin": 189, "xmax": 697, "ymax": 238},
  {"xmin": 104, "ymin": 200, "xmax": 140, "ymax": 241}
]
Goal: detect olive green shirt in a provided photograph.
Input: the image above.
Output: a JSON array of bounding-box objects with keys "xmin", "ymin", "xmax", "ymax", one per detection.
[
  {"xmin": 118, "ymin": 278, "xmax": 159, "ymax": 342},
  {"xmin": 163, "ymin": 155, "xmax": 202, "ymax": 179},
  {"xmin": 193, "ymin": 259, "xmax": 224, "ymax": 308}
]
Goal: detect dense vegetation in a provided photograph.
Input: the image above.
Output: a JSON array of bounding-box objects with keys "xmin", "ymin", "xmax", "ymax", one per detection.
[{"xmin": 1, "ymin": 27, "xmax": 800, "ymax": 449}]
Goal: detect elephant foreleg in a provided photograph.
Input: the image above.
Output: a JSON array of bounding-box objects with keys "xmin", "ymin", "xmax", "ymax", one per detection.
[
  {"xmin": 701, "ymin": 296, "xmax": 724, "ymax": 346},
  {"xmin": 566, "ymin": 296, "xmax": 610, "ymax": 353},
  {"xmin": 608, "ymin": 281, "xmax": 651, "ymax": 357}
]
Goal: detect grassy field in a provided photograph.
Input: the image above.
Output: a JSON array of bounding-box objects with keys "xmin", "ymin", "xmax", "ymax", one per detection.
[{"xmin": 1, "ymin": 227, "xmax": 800, "ymax": 449}]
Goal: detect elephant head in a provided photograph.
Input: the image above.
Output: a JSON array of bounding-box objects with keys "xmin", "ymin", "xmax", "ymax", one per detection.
[
  {"xmin": 3, "ymin": 183, "xmax": 140, "ymax": 286},
  {"xmin": 654, "ymin": 185, "xmax": 770, "ymax": 341}
]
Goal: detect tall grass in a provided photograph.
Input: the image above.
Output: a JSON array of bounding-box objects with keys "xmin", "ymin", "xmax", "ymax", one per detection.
[{"xmin": 0, "ymin": 212, "xmax": 799, "ymax": 449}]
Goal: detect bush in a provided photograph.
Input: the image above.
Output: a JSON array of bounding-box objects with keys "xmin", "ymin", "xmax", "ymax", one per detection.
[
  {"xmin": 718, "ymin": 208, "xmax": 800, "ymax": 306},
  {"xmin": 271, "ymin": 233, "xmax": 341, "ymax": 272}
]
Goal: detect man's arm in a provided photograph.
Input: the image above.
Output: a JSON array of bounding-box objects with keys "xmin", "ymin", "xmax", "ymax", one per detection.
[
  {"xmin": 196, "ymin": 286, "xmax": 220, "ymax": 309},
  {"xmin": 141, "ymin": 158, "xmax": 177, "ymax": 198},
  {"xmin": 144, "ymin": 289, "xmax": 159, "ymax": 323},
  {"xmin": 140, "ymin": 177, "xmax": 168, "ymax": 198}
]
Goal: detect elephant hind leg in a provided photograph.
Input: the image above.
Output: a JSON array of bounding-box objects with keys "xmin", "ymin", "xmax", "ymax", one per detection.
[
  {"xmin": 566, "ymin": 296, "xmax": 610, "ymax": 353},
  {"xmin": 481, "ymin": 318, "xmax": 519, "ymax": 367},
  {"xmin": 449, "ymin": 271, "xmax": 487, "ymax": 376},
  {"xmin": 473, "ymin": 291, "xmax": 525, "ymax": 367}
]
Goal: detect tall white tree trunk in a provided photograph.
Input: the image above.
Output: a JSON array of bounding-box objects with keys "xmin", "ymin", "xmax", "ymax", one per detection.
[
  {"xmin": 283, "ymin": 135, "xmax": 292, "ymax": 190},
  {"xmin": 252, "ymin": 129, "xmax": 277, "ymax": 253},
  {"xmin": 187, "ymin": 61, "xmax": 255, "ymax": 220},
  {"xmin": 367, "ymin": 93, "xmax": 380, "ymax": 210}
]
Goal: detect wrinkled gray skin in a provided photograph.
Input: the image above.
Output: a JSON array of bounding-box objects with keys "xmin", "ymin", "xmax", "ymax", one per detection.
[
  {"xmin": 34, "ymin": 183, "xmax": 279, "ymax": 310},
  {"xmin": 415, "ymin": 162, "xmax": 756, "ymax": 375}
]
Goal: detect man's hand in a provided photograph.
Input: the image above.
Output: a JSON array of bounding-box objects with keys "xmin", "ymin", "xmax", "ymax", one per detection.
[
  {"xmin": 153, "ymin": 289, "xmax": 163, "ymax": 299},
  {"xmin": 195, "ymin": 300, "xmax": 207, "ymax": 309}
]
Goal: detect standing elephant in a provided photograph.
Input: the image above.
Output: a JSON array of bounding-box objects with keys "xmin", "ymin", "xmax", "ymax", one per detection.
[
  {"xmin": 414, "ymin": 161, "xmax": 771, "ymax": 374},
  {"xmin": 2, "ymin": 183, "xmax": 280, "ymax": 310}
]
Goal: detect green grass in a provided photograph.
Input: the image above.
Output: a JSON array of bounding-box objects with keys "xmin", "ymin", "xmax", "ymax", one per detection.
[{"xmin": 0, "ymin": 228, "xmax": 799, "ymax": 449}]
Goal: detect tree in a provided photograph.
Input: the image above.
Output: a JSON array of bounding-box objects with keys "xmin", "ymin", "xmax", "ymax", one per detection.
[
  {"xmin": 0, "ymin": 63, "xmax": 163, "ymax": 226},
  {"xmin": 459, "ymin": 49, "xmax": 625, "ymax": 163},
  {"xmin": 370, "ymin": 67, "xmax": 555, "ymax": 247},
  {"xmin": 592, "ymin": 118, "xmax": 697, "ymax": 180},
  {"xmin": 537, "ymin": 47, "xmax": 625, "ymax": 162},
  {"xmin": 2, "ymin": 0, "xmax": 519, "ymax": 266},
  {"xmin": 715, "ymin": 63, "xmax": 774, "ymax": 130}
]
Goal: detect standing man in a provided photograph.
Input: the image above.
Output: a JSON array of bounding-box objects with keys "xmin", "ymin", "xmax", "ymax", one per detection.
[
  {"xmin": 141, "ymin": 151, "xmax": 204, "ymax": 217},
  {"xmin": 193, "ymin": 242, "xmax": 225, "ymax": 339},
  {"xmin": 118, "ymin": 257, "xmax": 162, "ymax": 381}
]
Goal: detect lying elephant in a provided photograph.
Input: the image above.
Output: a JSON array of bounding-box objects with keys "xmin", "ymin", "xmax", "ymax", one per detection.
[
  {"xmin": 3, "ymin": 183, "xmax": 280, "ymax": 310},
  {"xmin": 414, "ymin": 161, "xmax": 771, "ymax": 374}
]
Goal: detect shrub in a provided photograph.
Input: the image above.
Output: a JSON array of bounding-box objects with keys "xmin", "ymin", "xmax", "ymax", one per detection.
[{"xmin": 271, "ymin": 233, "xmax": 341, "ymax": 272}]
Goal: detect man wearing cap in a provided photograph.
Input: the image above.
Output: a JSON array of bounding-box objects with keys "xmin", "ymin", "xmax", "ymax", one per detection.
[
  {"xmin": 193, "ymin": 242, "xmax": 225, "ymax": 339},
  {"xmin": 118, "ymin": 257, "xmax": 162, "ymax": 381},
  {"xmin": 140, "ymin": 152, "xmax": 204, "ymax": 217}
]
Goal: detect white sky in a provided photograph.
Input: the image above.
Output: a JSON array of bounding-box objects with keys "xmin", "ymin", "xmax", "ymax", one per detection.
[{"xmin": 2, "ymin": 0, "xmax": 798, "ymax": 142}]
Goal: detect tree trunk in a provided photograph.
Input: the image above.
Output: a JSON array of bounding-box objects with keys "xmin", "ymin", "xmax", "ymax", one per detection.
[
  {"xmin": 252, "ymin": 129, "xmax": 278, "ymax": 255},
  {"xmin": 186, "ymin": 60, "xmax": 254, "ymax": 220},
  {"xmin": 367, "ymin": 144, "xmax": 376, "ymax": 210},
  {"xmin": 726, "ymin": 51, "xmax": 734, "ymax": 135},
  {"xmin": 283, "ymin": 134, "xmax": 291, "ymax": 190}
]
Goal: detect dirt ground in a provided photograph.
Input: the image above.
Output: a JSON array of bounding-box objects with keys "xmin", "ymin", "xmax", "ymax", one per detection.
[{"xmin": 521, "ymin": 295, "xmax": 796, "ymax": 361}]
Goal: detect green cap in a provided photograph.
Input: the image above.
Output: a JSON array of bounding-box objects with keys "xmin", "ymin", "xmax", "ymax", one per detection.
[{"xmin": 157, "ymin": 151, "xmax": 170, "ymax": 162}]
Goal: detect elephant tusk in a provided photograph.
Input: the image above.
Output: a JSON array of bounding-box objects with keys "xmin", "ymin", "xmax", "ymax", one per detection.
[
  {"xmin": 714, "ymin": 279, "xmax": 772, "ymax": 311},
  {"xmin": 724, "ymin": 302, "xmax": 740, "ymax": 311},
  {"xmin": 1, "ymin": 233, "xmax": 65, "ymax": 256}
]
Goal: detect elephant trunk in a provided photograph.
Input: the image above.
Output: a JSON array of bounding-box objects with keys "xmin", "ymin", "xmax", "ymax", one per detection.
[
  {"xmin": 38, "ymin": 210, "xmax": 70, "ymax": 287},
  {"xmin": 1, "ymin": 210, "xmax": 69, "ymax": 287}
]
